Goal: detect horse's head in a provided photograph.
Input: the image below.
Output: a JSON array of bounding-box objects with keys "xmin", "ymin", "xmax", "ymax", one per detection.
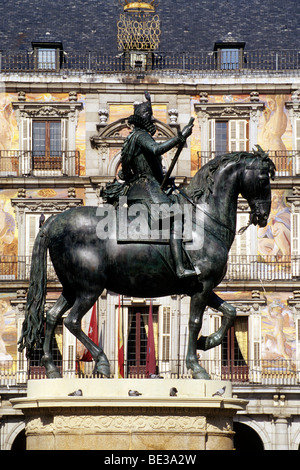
[{"xmin": 240, "ymin": 146, "xmax": 275, "ymax": 228}]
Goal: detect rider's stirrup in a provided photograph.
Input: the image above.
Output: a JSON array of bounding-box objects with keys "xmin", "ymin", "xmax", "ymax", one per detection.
[{"xmin": 176, "ymin": 268, "xmax": 198, "ymax": 279}]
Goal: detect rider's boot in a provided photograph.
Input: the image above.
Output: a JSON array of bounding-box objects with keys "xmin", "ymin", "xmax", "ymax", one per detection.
[{"xmin": 170, "ymin": 237, "xmax": 198, "ymax": 279}]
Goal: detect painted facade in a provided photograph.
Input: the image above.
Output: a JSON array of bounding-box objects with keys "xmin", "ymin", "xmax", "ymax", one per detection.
[{"xmin": 0, "ymin": 91, "xmax": 298, "ymax": 384}]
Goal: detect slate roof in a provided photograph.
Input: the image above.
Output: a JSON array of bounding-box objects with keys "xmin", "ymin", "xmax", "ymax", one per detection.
[{"xmin": 0, "ymin": 0, "xmax": 299, "ymax": 55}]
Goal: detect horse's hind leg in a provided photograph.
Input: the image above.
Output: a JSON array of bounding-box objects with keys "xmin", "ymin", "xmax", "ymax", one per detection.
[
  {"xmin": 41, "ymin": 294, "xmax": 72, "ymax": 378},
  {"xmin": 197, "ymin": 292, "xmax": 236, "ymax": 351},
  {"xmin": 64, "ymin": 294, "xmax": 110, "ymax": 377}
]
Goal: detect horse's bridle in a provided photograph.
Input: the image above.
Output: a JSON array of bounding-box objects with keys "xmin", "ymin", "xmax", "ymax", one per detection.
[{"xmin": 239, "ymin": 158, "xmax": 272, "ymax": 233}]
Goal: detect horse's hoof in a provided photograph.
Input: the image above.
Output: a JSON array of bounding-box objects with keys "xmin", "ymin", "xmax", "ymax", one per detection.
[
  {"xmin": 47, "ymin": 369, "xmax": 62, "ymax": 379},
  {"xmin": 192, "ymin": 369, "xmax": 211, "ymax": 380},
  {"xmin": 94, "ymin": 355, "xmax": 110, "ymax": 377},
  {"xmin": 41, "ymin": 356, "xmax": 62, "ymax": 379},
  {"xmin": 95, "ymin": 364, "xmax": 110, "ymax": 377},
  {"xmin": 186, "ymin": 358, "xmax": 211, "ymax": 380}
]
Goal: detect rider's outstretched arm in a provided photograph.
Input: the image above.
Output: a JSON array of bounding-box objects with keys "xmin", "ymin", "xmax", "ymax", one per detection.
[{"xmin": 138, "ymin": 122, "xmax": 193, "ymax": 157}]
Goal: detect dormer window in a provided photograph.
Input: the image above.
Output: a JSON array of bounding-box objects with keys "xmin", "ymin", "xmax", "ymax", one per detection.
[
  {"xmin": 31, "ymin": 40, "xmax": 64, "ymax": 71},
  {"xmin": 220, "ymin": 48, "xmax": 240, "ymax": 70},
  {"xmin": 214, "ymin": 34, "xmax": 245, "ymax": 70},
  {"xmin": 37, "ymin": 48, "xmax": 57, "ymax": 70}
]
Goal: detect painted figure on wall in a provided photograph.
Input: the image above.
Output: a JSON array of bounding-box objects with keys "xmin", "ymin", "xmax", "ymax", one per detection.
[
  {"xmin": 262, "ymin": 298, "xmax": 295, "ymax": 363},
  {"xmin": 257, "ymin": 189, "xmax": 290, "ymax": 258},
  {"xmin": 0, "ymin": 299, "xmax": 14, "ymax": 362},
  {"xmin": 0, "ymin": 102, "xmax": 15, "ymax": 151},
  {"xmin": 260, "ymin": 95, "xmax": 288, "ymax": 151},
  {"xmin": 0, "ymin": 199, "xmax": 17, "ymax": 256}
]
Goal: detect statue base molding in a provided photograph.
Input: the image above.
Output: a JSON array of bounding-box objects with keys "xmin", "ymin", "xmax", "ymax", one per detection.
[{"xmin": 11, "ymin": 378, "xmax": 247, "ymax": 450}]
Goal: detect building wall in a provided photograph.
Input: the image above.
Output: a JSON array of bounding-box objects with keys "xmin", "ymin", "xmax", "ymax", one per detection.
[{"xmin": 0, "ymin": 78, "xmax": 299, "ymax": 449}]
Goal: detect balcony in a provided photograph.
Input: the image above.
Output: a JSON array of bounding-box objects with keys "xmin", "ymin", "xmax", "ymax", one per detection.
[
  {"xmin": 0, "ymin": 254, "xmax": 298, "ymax": 282},
  {"xmin": 0, "ymin": 255, "xmax": 57, "ymax": 281},
  {"xmin": 0, "ymin": 49, "xmax": 299, "ymax": 75},
  {"xmin": 197, "ymin": 150, "xmax": 300, "ymax": 177},
  {"xmin": 0, "ymin": 359, "xmax": 299, "ymax": 386},
  {"xmin": 0, "ymin": 150, "xmax": 80, "ymax": 177},
  {"xmin": 225, "ymin": 255, "xmax": 299, "ymax": 281}
]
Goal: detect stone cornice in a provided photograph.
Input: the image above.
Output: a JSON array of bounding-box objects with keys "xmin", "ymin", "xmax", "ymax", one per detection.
[
  {"xmin": 0, "ymin": 176, "xmax": 90, "ymax": 188},
  {"xmin": 194, "ymin": 101, "xmax": 265, "ymax": 120},
  {"xmin": 11, "ymin": 101, "xmax": 83, "ymax": 120},
  {"xmin": 11, "ymin": 197, "xmax": 83, "ymax": 212},
  {"xmin": 2, "ymin": 76, "xmax": 298, "ymax": 96}
]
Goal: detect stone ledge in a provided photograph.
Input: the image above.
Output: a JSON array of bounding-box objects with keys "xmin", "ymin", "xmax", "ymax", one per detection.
[
  {"xmin": 11, "ymin": 379, "xmax": 247, "ymax": 450},
  {"xmin": 12, "ymin": 395, "xmax": 246, "ymax": 411}
]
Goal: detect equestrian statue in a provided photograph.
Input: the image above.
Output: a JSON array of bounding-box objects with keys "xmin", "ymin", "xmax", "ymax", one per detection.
[{"xmin": 18, "ymin": 92, "xmax": 275, "ymax": 380}]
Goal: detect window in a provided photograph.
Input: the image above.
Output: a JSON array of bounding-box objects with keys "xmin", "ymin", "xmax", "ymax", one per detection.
[
  {"xmin": 37, "ymin": 48, "xmax": 57, "ymax": 70},
  {"xmin": 220, "ymin": 48, "xmax": 240, "ymax": 70},
  {"xmin": 32, "ymin": 121, "xmax": 62, "ymax": 171},
  {"xmin": 31, "ymin": 41, "xmax": 63, "ymax": 71},
  {"xmin": 215, "ymin": 121, "xmax": 228, "ymax": 154},
  {"xmin": 209, "ymin": 119, "xmax": 248, "ymax": 154},
  {"xmin": 221, "ymin": 316, "xmax": 248, "ymax": 381},
  {"xmin": 214, "ymin": 38, "xmax": 245, "ymax": 71},
  {"xmin": 127, "ymin": 306, "xmax": 158, "ymax": 377},
  {"xmin": 12, "ymin": 99, "xmax": 83, "ymax": 176}
]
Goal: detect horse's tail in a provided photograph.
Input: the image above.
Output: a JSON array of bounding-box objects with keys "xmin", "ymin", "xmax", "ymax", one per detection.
[{"xmin": 18, "ymin": 216, "xmax": 55, "ymax": 357}]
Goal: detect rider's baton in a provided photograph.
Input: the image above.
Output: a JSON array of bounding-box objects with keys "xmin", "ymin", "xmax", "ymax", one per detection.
[{"xmin": 160, "ymin": 116, "xmax": 194, "ymax": 190}]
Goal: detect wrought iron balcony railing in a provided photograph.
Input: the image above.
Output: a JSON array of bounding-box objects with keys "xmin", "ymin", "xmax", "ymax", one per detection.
[
  {"xmin": 197, "ymin": 150, "xmax": 300, "ymax": 177},
  {"xmin": 0, "ymin": 150, "xmax": 80, "ymax": 177},
  {"xmin": 0, "ymin": 255, "xmax": 298, "ymax": 282},
  {"xmin": 0, "ymin": 49, "xmax": 299, "ymax": 75},
  {"xmin": 225, "ymin": 255, "xmax": 300, "ymax": 281},
  {"xmin": 0, "ymin": 255, "xmax": 57, "ymax": 281},
  {"xmin": 0, "ymin": 359, "xmax": 299, "ymax": 386}
]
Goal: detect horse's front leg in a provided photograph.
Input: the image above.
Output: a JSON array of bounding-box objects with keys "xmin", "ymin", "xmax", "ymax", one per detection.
[
  {"xmin": 186, "ymin": 291, "xmax": 211, "ymax": 380},
  {"xmin": 197, "ymin": 292, "xmax": 236, "ymax": 351}
]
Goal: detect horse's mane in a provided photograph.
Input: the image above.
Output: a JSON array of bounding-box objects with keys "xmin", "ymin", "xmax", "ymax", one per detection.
[{"xmin": 187, "ymin": 146, "xmax": 275, "ymax": 203}]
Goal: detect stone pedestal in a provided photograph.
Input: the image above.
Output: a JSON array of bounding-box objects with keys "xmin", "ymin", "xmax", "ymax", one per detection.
[{"xmin": 11, "ymin": 378, "xmax": 247, "ymax": 450}]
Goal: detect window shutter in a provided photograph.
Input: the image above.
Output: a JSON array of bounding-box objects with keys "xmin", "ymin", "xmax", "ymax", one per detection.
[
  {"xmin": 291, "ymin": 211, "xmax": 300, "ymax": 276},
  {"xmin": 21, "ymin": 118, "xmax": 32, "ymax": 174},
  {"xmin": 254, "ymin": 342, "xmax": 260, "ymax": 367},
  {"xmin": 208, "ymin": 119, "xmax": 215, "ymax": 153},
  {"xmin": 228, "ymin": 213, "xmax": 252, "ymax": 278},
  {"xmin": 61, "ymin": 118, "xmax": 68, "ymax": 174},
  {"xmin": 213, "ymin": 315, "xmax": 220, "ymax": 361},
  {"xmin": 296, "ymin": 119, "xmax": 300, "ymax": 150},
  {"xmin": 297, "ymin": 319, "xmax": 300, "ymax": 372},
  {"xmin": 26, "ymin": 214, "xmax": 39, "ymax": 257},
  {"xmin": 21, "ymin": 118, "xmax": 32, "ymax": 152},
  {"xmin": 61, "ymin": 118, "xmax": 68, "ymax": 152},
  {"xmin": 208, "ymin": 313, "xmax": 221, "ymax": 378},
  {"xmin": 229, "ymin": 120, "xmax": 248, "ymax": 152},
  {"xmin": 162, "ymin": 306, "xmax": 171, "ymax": 362},
  {"xmin": 250, "ymin": 314, "xmax": 261, "ymax": 383},
  {"xmin": 68, "ymin": 345, "xmax": 74, "ymax": 369},
  {"xmin": 295, "ymin": 119, "xmax": 300, "ymax": 174},
  {"xmin": 26, "ymin": 213, "xmax": 51, "ymax": 256},
  {"xmin": 291, "ymin": 212, "xmax": 299, "ymax": 254}
]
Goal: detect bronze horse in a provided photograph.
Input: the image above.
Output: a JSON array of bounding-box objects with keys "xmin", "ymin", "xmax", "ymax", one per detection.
[{"xmin": 18, "ymin": 147, "xmax": 275, "ymax": 379}]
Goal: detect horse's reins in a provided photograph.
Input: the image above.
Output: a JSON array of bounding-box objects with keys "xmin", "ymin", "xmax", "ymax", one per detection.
[
  {"xmin": 173, "ymin": 185, "xmax": 235, "ymax": 245},
  {"xmin": 175, "ymin": 185, "xmax": 235, "ymax": 233}
]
